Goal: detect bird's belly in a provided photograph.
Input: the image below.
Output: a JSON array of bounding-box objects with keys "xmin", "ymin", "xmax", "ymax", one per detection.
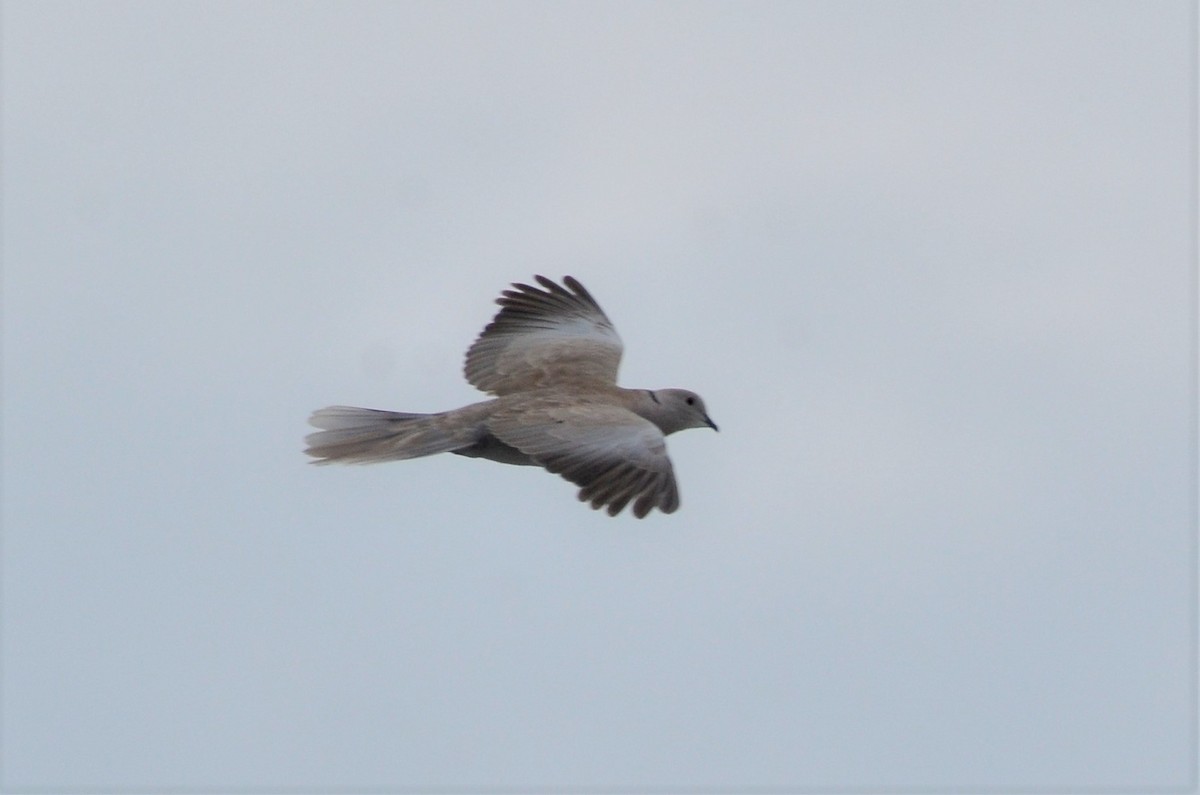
[{"xmin": 451, "ymin": 434, "xmax": 537, "ymax": 466}]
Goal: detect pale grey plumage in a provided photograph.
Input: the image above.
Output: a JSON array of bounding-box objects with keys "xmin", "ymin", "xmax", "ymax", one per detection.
[
  {"xmin": 464, "ymin": 276, "xmax": 622, "ymax": 394},
  {"xmin": 306, "ymin": 275, "xmax": 716, "ymax": 518}
]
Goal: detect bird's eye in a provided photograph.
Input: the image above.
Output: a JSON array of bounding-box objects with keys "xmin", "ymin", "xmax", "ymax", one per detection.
[{"xmin": 685, "ymin": 396, "xmax": 695, "ymax": 405}]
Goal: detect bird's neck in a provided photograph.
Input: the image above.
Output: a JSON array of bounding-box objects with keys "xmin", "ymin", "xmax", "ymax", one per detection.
[{"xmin": 620, "ymin": 388, "xmax": 683, "ymax": 436}]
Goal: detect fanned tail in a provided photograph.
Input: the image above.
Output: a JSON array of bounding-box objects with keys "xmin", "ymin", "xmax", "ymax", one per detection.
[{"xmin": 305, "ymin": 406, "xmax": 472, "ymax": 464}]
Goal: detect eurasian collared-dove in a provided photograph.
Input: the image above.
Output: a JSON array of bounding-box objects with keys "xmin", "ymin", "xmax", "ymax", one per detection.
[{"xmin": 305, "ymin": 276, "xmax": 717, "ymax": 518}]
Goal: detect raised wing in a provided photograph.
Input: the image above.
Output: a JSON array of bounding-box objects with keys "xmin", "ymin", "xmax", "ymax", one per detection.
[
  {"xmin": 464, "ymin": 276, "xmax": 623, "ymax": 395},
  {"xmin": 488, "ymin": 400, "xmax": 680, "ymax": 518}
]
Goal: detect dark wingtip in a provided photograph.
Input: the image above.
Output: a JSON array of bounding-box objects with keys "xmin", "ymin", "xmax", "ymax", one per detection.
[{"xmin": 561, "ymin": 275, "xmax": 600, "ymax": 306}]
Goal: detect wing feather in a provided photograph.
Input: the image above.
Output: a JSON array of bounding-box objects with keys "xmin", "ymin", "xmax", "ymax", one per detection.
[
  {"xmin": 464, "ymin": 276, "xmax": 623, "ymax": 395},
  {"xmin": 487, "ymin": 400, "xmax": 680, "ymax": 518}
]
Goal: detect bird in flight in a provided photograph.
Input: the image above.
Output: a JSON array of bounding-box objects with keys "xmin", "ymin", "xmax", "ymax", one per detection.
[{"xmin": 305, "ymin": 276, "xmax": 717, "ymax": 518}]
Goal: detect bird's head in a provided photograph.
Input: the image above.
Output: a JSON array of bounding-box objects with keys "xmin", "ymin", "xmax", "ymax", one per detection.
[{"xmin": 652, "ymin": 388, "xmax": 719, "ymax": 435}]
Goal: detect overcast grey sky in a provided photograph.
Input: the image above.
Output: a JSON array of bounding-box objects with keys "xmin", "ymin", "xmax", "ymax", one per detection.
[{"xmin": 2, "ymin": 2, "xmax": 1195, "ymax": 792}]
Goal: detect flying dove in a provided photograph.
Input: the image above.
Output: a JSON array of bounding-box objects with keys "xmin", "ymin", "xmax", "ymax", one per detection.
[{"xmin": 305, "ymin": 276, "xmax": 717, "ymax": 518}]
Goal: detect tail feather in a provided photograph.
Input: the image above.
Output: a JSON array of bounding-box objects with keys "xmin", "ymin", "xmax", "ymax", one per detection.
[{"xmin": 305, "ymin": 406, "xmax": 473, "ymax": 464}]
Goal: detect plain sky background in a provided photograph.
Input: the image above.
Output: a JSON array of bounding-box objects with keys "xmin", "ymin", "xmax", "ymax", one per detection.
[{"xmin": 2, "ymin": 1, "xmax": 1195, "ymax": 792}]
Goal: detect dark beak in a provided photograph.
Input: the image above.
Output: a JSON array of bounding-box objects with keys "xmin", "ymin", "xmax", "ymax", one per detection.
[{"xmin": 704, "ymin": 415, "xmax": 719, "ymax": 432}]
